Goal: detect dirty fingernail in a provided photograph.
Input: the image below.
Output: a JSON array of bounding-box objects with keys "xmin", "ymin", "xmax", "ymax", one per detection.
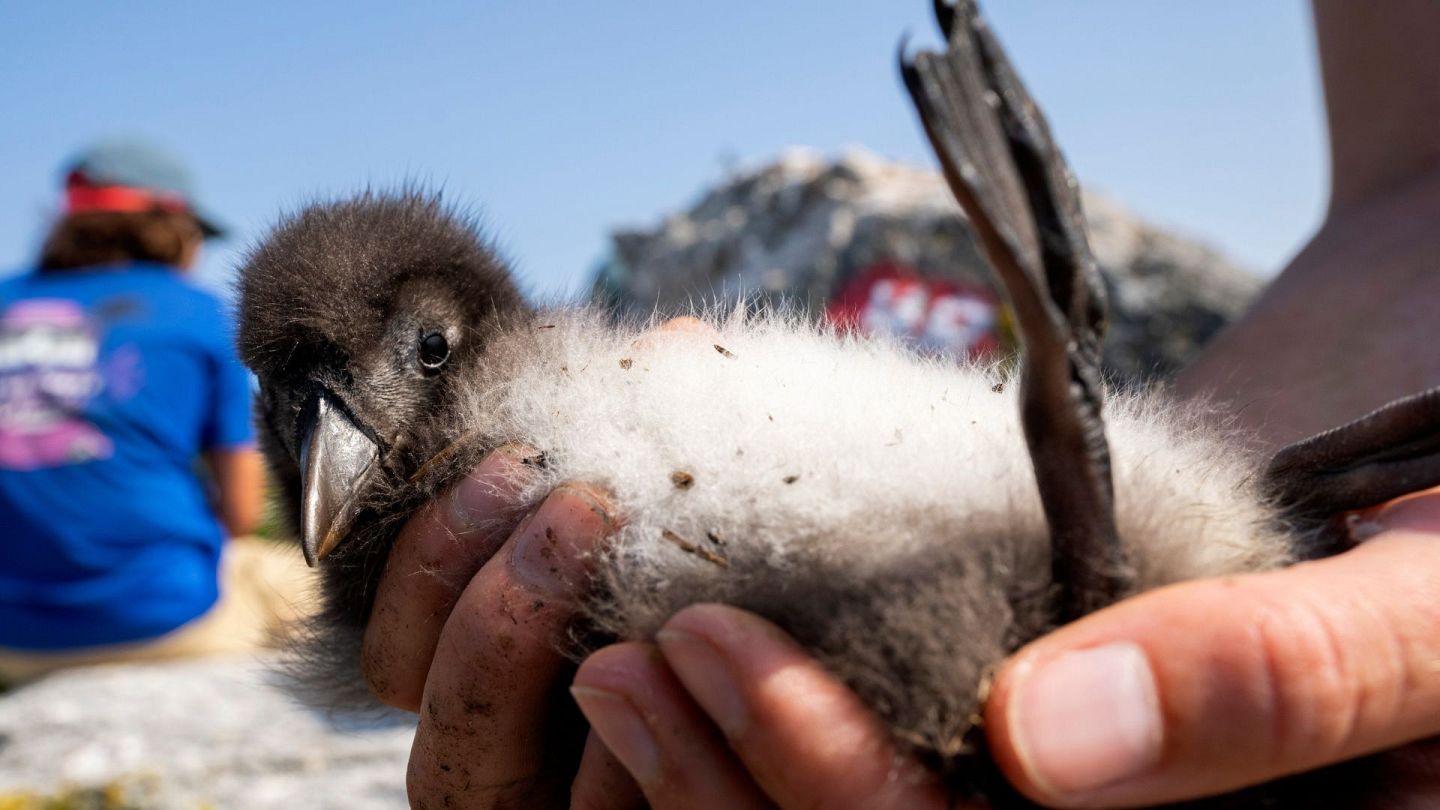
[
  {"xmin": 571, "ymin": 687, "xmax": 661, "ymax": 785},
  {"xmin": 448, "ymin": 443, "xmax": 536, "ymax": 532},
  {"xmin": 509, "ymin": 486, "xmax": 610, "ymax": 593},
  {"xmin": 659, "ymin": 316, "xmax": 715, "ymax": 335},
  {"xmin": 656, "ymin": 628, "xmax": 748, "ymax": 737},
  {"xmin": 1008, "ymin": 642, "xmax": 1162, "ymax": 797}
]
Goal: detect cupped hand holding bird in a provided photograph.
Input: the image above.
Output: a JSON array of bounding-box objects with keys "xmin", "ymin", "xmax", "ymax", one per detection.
[
  {"xmin": 367, "ymin": 440, "xmax": 958, "ymax": 810},
  {"xmin": 361, "ymin": 318, "xmax": 959, "ymax": 809},
  {"xmin": 374, "ymin": 447, "xmax": 1440, "ymax": 810},
  {"xmin": 368, "ymin": 317, "xmax": 1440, "ymax": 809},
  {"xmin": 355, "ymin": 321, "xmax": 1440, "ymax": 809},
  {"xmin": 582, "ymin": 490, "xmax": 1440, "ymax": 810}
]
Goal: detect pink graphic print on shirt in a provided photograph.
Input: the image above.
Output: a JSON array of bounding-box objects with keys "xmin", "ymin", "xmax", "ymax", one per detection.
[{"xmin": 0, "ymin": 299, "xmax": 114, "ymax": 469}]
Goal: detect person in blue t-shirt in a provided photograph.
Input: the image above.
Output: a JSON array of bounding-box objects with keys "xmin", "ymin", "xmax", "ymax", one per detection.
[{"xmin": 0, "ymin": 141, "xmax": 299, "ymax": 683}]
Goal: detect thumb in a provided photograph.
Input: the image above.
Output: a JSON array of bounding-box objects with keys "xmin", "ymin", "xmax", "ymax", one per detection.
[{"xmin": 984, "ymin": 493, "xmax": 1440, "ymax": 808}]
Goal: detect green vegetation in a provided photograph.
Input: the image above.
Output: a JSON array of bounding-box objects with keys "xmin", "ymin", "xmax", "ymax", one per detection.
[
  {"xmin": 0, "ymin": 778, "xmax": 208, "ymax": 810},
  {"xmin": 0, "ymin": 783, "xmax": 141, "ymax": 810}
]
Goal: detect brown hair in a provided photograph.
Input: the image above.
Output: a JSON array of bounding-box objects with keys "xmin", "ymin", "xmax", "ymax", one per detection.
[{"xmin": 39, "ymin": 210, "xmax": 203, "ymax": 272}]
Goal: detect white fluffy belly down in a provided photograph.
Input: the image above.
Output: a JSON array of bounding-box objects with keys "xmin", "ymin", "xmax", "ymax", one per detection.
[{"xmin": 462, "ymin": 310, "xmax": 1292, "ymax": 762}]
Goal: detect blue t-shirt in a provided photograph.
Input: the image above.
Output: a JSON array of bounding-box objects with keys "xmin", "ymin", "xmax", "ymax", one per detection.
[{"xmin": 0, "ymin": 263, "xmax": 254, "ymax": 650}]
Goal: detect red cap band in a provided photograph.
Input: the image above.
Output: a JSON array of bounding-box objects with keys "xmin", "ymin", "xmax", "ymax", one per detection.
[{"xmin": 64, "ymin": 174, "xmax": 189, "ymax": 216}]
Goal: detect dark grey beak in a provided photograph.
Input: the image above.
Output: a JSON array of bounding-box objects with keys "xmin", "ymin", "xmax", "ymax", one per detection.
[{"xmin": 298, "ymin": 393, "xmax": 380, "ymax": 567}]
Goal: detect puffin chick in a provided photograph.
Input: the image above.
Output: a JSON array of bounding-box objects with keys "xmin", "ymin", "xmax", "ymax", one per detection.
[
  {"xmin": 237, "ymin": 189, "xmax": 1292, "ymax": 787},
  {"xmin": 237, "ymin": 2, "xmax": 1440, "ymax": 803}
]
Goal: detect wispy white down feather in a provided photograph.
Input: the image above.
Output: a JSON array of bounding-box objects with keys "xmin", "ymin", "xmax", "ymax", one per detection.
[{"xmin": 458, "ymin": 308, "xmax": 1291, "ymax": 761}]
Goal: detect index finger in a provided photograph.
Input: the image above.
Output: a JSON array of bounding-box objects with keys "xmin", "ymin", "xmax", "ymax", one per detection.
[
  {"xmin": 407, "ymin": 482, "xmax": 617, "ymax": 808},
  {"xmin": 362, "ymin": 444, "xmax": 536, "ymax": 711},
  {"xmin": 654, "ymin": 604, "xmax": 952, "ymax": 810}
]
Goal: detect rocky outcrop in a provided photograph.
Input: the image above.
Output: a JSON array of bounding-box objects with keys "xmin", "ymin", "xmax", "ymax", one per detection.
[{"xmin": 592, "ymin": 149, "xmax": 1260, "ymax": 381}]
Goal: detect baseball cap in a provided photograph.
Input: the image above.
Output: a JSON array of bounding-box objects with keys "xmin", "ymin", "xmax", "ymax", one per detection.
[{"xmin": 63, "ymin": 138, "xmax": 227, "ymax": 239}]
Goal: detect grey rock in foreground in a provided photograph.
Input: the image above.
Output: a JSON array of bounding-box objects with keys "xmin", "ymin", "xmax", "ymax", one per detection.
[
  {"xmin": 592, "ymin": 148, "xmax": 1261, "ymax": 381},
  {"xmin": 0, "ymin": 656, "xmax": 413, "ymax": 809}
]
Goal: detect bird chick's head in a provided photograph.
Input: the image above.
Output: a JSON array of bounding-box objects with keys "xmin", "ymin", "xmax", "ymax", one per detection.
[{"xmin": 237, "ymin": 191, "xmax": 528, "ymax": 566}]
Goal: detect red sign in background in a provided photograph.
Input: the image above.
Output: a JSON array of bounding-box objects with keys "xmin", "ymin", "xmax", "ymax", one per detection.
[{"xmin": 825, "ymin": 262, "xmax": 1003, "ymax": 362}]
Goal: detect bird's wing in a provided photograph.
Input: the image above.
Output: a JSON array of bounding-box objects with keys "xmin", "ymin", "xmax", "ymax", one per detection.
[
  {"xmin": 901, "ymin": 0, "xmax": 1122, "ymax": 621},
  {"xmin": 1265, "ymin": 386, "xmax": 1440, "ymax": 556}
]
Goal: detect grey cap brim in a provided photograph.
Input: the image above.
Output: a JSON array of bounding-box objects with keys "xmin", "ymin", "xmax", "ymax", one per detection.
[{"xmin": 192, "ymin": 204, "xmax": 227, "ymax": 239}]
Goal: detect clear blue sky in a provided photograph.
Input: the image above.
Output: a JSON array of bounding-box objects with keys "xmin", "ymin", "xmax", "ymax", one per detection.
[{"xmin": 0, "ymin": 1, "xmax": 1326, "ymax": 299}]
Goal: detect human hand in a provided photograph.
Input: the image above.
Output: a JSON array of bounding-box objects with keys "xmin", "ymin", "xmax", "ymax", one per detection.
[
  {"xmin": 572, "ymin": 493, "xmax": 1440, "ymax": 809},
  {"xmin": 980, "ymin": 490, "xmax": 1440, "ymax": 807},
  {"xmin": 569, "ymin": 603, "xmax": 962, "ymax": 809},
  {"xmin": 361, "ymin": 445, "xmax": 640, "ymax": 809}
]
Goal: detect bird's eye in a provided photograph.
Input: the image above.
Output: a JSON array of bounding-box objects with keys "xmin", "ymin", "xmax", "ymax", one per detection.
[{"xmin": 418, "ymin": 331, "xmax": 450, "ymax": 371}]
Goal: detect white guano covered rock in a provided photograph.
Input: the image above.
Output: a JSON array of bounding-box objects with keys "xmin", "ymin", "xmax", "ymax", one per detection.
[
  {"xmin": 0, "ymin": 656, "xmax": 413, "ymax": 809},
  {"xmin": 592, "ymin": 148, "xmax": 1261, "ymax": 380}
]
